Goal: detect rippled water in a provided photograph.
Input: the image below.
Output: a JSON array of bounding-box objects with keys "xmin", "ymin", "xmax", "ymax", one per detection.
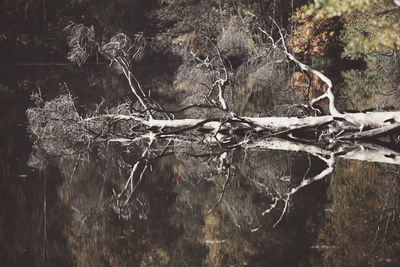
[{"xmin": 1, "ymin": 62, "xmax": 399, "ymax": 266}]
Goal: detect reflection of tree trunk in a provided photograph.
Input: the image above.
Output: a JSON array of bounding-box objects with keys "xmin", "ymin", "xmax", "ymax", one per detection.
[{"xmin": 249, "ymin": 138, "xmax": 400, "ymax": 166}]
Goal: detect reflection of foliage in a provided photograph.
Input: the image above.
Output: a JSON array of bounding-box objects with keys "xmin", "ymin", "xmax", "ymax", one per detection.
[
  {"xmin": 239, "ymin": 150, "xmax": 291, "ymax": 198},
  {"xmin": 58, "ymin": 151, "xmax": 148, "ymax": 266},
  {"xmin": 0, "ymin": 77, "xmax": 75, "ymax": 265},
  {"xmin": 174, "ymin": 147, "xmax": 307, "ymax": 231},
  {"xmin": 223, "ymin": 192, "xmax": 261, "ymax": 230},
  {"xmin": 28, "ymin": 141, "xmax": 179, "ymax": 266},
  {"xmin": 0, "ymin": 161, "xmax": 74, "ymax": 266},
  {"xmin": 175, "ymin": 155, "xmax": 218, "ymax": 185},
  {"xmin": 341, "ymin": 69, "xmax": 379, "ymax": 111},
  {"xmin": 342, "ymin": 54, "xmax": 400, "ymax": 110},
  {"xmin": 169, "ymin": 181, "xmax": 210, "ymax": 266},
  {"xmin": 314, "ymin": 160, "xmax": 400, "ymax": 266},
  {"xmin": 169, "ymin": 147, "xmax": 325, "ymax": 266}
]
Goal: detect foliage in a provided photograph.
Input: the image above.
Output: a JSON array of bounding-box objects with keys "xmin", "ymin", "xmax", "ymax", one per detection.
[
  {"xmin": 341, "ymin": 69, "xmax": 380, "ymax": 111},
  {"xmin": 151, "ymin": 0, "xmax": 243, "ymax": 53},
  {"xmin": 151, "ymin": 0, "xmax": 307, "ymax": 53},
  {"xmin": 340, "ymin": 9, "xmax": 400, "ymax": 58},
  {"xmin": 172, "ymin": 16, "xmax": 299, "ymax": 118},
  {"xmin": 217, "ymin": 16, "xmax": 258, "ymax": 59},
  {"xmin": 0, "ymin": 0, "xmax": 311, "ymax": 60},
  {"xmin": 26, "ymin": 91, "xmax": 139, "ymax": 158},
  {"xmin": 308, "ymin": 0, "xmax": 394, "ymax": 17},
  {"xmin": 241, "ymin": 48, "xmax": 297, "ymax": 116},
  {"xmin": 1, "ymin": 0, "xmax": 46, "ymax": 30},
  {"xmin": 0, "ymin": 0, "xmax": 156, "ymax": 61},
  {"xmin": 288, "ymin": 6, "xmax": 341, "ymax": 55},
  {"xmin": 26, "ymin": 92, "xmax": 84, "ymax": 155},
  {"xmin": 306, "ymin": 0, "xmax": 400, "ymax": 56}
]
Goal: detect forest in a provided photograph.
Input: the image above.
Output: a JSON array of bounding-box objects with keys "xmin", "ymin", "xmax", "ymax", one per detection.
[{"xmin": 1, "ymin": 0, "xmax": 400, "ymax": 266}]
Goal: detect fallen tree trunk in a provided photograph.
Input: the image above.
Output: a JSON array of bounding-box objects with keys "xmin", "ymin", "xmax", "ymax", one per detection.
[
  {"xmin": 145, "ymin": 111, "xmax": 400, "ymax": 131},
  {"xmin": 80, "ymin": 111, "xmax": 400, "ymax": 144}
]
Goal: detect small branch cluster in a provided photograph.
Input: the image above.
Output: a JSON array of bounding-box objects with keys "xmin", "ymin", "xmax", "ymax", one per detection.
[{"xmin": 64, "ymin": 23, "xmax": 95, "ymax": 66}]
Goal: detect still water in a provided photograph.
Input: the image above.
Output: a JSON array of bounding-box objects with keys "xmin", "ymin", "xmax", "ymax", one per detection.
[{"xmin": 0, "ymin": 63, "xmax": 399, "ymax": 267}]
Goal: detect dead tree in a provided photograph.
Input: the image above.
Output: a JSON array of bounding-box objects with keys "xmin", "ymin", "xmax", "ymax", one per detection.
[{"xmin": 27, "ymin": 21, "xmax": 400, "ymax": 227}]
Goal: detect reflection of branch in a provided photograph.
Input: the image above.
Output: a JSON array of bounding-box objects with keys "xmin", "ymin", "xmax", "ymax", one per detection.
[
  {"xmin": 124, "ymin": 161, "xmax": 148, "ymax": 205},
  {"xmin": 116, "ymin": 140, "xmax": 154, "ymax": 204},
  {"xmin": 302, "ymin": 154, "xmax": 312, "ymax": 181},
  {"xmin": 375, "ymin": 172, "xmax": 399, "ymax": 237},
  {"xmin": 115, "ymin": 139, "xmax": 175, "ymax": 206},
  {"xmin": 252, "ymin": 137, "xmax": 400, "ymax": 227},
  {"xmin": 268, "ymin": 158, "xmax": 335, "ymax": 227},
  {"xmin": 257, "ymin": 139, "xmax": 335, "ymax": 224},
  {"xmin": 69, "ymin": 153, "xmax": 81, "ymax": 183},
  {"xmin": 207, "ymin": 168, "xmax": 231, "ymax": 214}
]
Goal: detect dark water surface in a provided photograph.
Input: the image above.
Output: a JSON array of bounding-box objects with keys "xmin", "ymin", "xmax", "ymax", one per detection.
[{"xmin": 0, "ymin": 63, "xmax": 399, "ymax": 267}]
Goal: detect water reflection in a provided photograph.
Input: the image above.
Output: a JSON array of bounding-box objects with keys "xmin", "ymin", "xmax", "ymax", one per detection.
[
  {"xmin": 26, "ymin": 134, "xmax": 400, "ymax": 265},
  {"xmin": 27, "ymin": 141, "xmax": 326, "ymax": 266},
  {"xmin": 315, "ymin": 159, "xmax": 400, "ymax": 266},
  {"xmin": 1, "ymin": 64, "xmax": 400, "ymax": 266}
]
